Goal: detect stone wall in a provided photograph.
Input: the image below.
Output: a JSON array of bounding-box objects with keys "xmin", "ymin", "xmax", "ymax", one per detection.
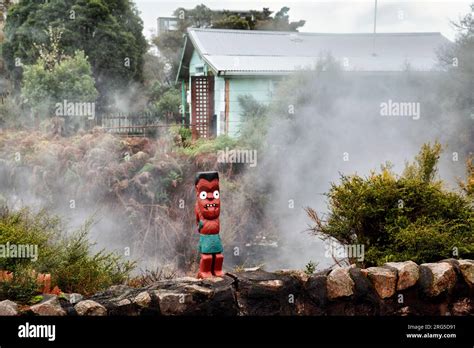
[{"xmin": 0, "ymin": 259, "xmax": 472, "ymax": 316}]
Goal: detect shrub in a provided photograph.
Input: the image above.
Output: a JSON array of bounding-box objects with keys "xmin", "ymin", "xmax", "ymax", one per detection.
[
  {"xmin": 51, "ymin": 222, "xmax": 135, "ymax": 295},
  {"xmin": 307, "ymin": 142, "xmax": 474, "ymax": 266},
  {"xmin": 304, "ymin": 261, "xmax": 317, "ymax": 275},
  {"xmin": 0, "ymin": 207, "xmax": 135, "ymax": 299},
  {"xmin": 151, "ymin": 88, "xmax": 181, "ymax": 118},
  {"xmin": 0, "ymin": 266, "xmax": 39, "ymax": 303},
  {"xmin": 178, "ymin": 134, "xmax": 238, "ymax": 157},
  {"xmin": 0, "ymin": 96, "xmax": 25, "ymax": 129},
  {"xmin": 169, "ymin": 125, "xmax": 192, "ymax": 148},
  {"xmin": 236, "ymin": 95, "xmax": 268, "ymax": 150},
  {"xmin": 20, "ymin": 28, "xmax": 97, "ymax": 126}
]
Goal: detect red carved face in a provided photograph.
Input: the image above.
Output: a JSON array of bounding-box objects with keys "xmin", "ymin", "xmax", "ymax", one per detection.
[{"xmin": 196, "ymin": 178, "xmax": 220, "ymax": 220}]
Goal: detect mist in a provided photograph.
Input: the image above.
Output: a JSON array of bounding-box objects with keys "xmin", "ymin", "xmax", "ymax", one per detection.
[{"xmin": 251, "ymin": 62, "xmax": 470, "ymax": 271}]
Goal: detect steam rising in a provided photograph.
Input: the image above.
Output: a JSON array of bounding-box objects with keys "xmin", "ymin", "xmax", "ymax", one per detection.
[
  {"xmin": 253, "ymin": 63, "xmax": 470, "ymax": 270},
  {"xmin": 0, "ymin": 53, "xmax": 470, "ymax": 275}
]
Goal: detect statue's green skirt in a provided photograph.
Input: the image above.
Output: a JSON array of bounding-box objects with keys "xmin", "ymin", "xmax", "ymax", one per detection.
[{"xmin": 198, "ymin": 234, "xmax": 223, "ymax": 254}]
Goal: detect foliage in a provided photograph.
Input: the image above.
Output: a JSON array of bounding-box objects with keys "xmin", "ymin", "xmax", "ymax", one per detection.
[
  {"xmin": 237, "ymin": 95, "xmax": 269, "ymax": 150},
  {"xmin": 0, "ymin": 266, "xmax": 39, "ymax": 303},
  {"xmin": 459, "ymin": 155, "xmax": 474, "ymax": 198},
  {"xmin": 30, "ymin": 295, "xmax": 44, "ymax": 304},
  {"xmin": 0, "ymin": 95, "xmax": 25, "ymax": 128},
  {"xmin": 307, "ymin": 142, "xmax": 474, "ymax": 266},
  {"xmin": 254, "ymin": 7, "xmax": 306, "ymax": 31},
  {"xmin": 177, "ymin": 135, "xmax": 238, "ymax": 157},
  {"xmin": 402, "ymin": 142, "xmax": 442, "ymax": 183},
  {"xmin": 148, "ymin": 87, "xmax": 181, "ymax": 117},
  {"xmin": 212, "ymin": 15, "xmax": 251, "ymax": 30},
  {"xmin": 152, "ymin": 30, "xmax": 184, "ymax": 81},
  {"xmin": 304, "ymin": 261, "xmax": 317, "ymax": 275},
  {"xmin": 0, "ymin": 207, "xmax": 134, "ymax": 298},
  {"xmin": 0, "ymin": 130, "xmax": 195, "ymax": 272},
  {"xmin": 22, "ymin": 49, "xmax": 98, "ymax": 117},
  {"xmin": 2, "ymin": 0, "xmax": 147, "ymax": 104},
  {"xmin": 169, "ymin": 125, "xmax": 192, "ymax": 148},
  {"xmin": 128, "ymin": 266, "xmax": 177, "ymax": 287}
]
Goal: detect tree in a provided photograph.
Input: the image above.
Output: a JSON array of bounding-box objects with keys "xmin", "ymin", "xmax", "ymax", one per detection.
[
  {"xmin": 147, "ymin": 87, "xmax": 181, "ymax": 123},
  {"xmin": 254, "ymin": 7, "xmax": 306, "ymax": 31},
  {"xmin": 212, "ymin": 15, "xmax": 250, "ymax": 30},
  {"xmin": 21, "ymin": 28, "xmax": 98, "ymax": 125},
  {"xmin": 2, "ymin": 0, "xmax": 147, "ymax": 108}
]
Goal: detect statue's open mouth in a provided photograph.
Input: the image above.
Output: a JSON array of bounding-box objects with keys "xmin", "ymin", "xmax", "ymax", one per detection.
[{"xmin": 205, "ymin": 203, "xmax": 218, "ymax": 209}]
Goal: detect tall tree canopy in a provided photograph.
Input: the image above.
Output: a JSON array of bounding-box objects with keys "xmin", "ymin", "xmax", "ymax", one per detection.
[{"xmin": 2, "ymin": 0, "xmax": 147, "ymax": 108}]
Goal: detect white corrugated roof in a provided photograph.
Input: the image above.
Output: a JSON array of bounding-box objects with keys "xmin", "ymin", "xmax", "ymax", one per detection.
[{"xmin": 186, "ymin": 28, "xmax": 452, "ymax": 75}]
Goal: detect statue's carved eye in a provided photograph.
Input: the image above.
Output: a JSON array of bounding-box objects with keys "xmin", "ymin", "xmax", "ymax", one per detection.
[
  {"xmin": 213, "ymin": 190, "xmax": 219, "ymax": 199},
  {"xmin": 199, "ymin": 191, "xmax": 207, "ymax": 200}
]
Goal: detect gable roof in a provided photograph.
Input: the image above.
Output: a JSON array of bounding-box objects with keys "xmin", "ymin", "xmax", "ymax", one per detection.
[{"xmin": 177, "ymin": 28, "xmax": 452, "ymax": 79}]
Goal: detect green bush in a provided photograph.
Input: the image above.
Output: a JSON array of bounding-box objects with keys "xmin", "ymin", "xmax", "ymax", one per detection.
[
  {"xmin": 51, "ymin": 222, "xmax": 135, "ymax": 295},
  {"xmin": 20, "ymin": 28, "xmax": 97, "ymax": 124},
  {"xmin": 0, "ymin": 207, "xmax": 135, "ymax": 299},
  {"xmin": 307, "ymin": 142, "xmax": 474, "ymax": 266},
  {"xmin": 0, "ymin": 96, "xmax": 24, "ymax": 129},
  {"xmin": 150, "ymin": 88, "xmax": 181, "ymax": 117},
  {"xmin": 178, "ymin": 134, "xmax": 238, "ymax": 157},
  {"xmin": 169, "ymin": 125, "xmax": 192, "ymax": 148},
  {"xmin": 0, "ymin": 266, "xmax": 39, "ymax": 303},
  {"xmin": 237, "ymin": 95, "xmax": 269, "ymax": 150}
]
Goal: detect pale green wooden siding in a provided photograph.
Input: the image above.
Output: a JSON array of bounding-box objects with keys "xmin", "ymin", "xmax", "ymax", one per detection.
[
  {"xmin": 188, "ymin": 50, "xmax": 278, "ymax": 137},
  {"xmin": 227, "ymin": 78, "xmax": 275, "ymax": 137},
  {"xmin": 189, "ymin": 50, "xmax": 207, "ymax": 75},
  {"xmin": 214, "ymin": 76, "xmax": 225, "ymax": 135}
]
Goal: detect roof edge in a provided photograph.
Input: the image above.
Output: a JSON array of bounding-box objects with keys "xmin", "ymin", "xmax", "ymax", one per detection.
[{"xmin": 187, "ymin": 27, "xmax": 446, "ymax": 37}]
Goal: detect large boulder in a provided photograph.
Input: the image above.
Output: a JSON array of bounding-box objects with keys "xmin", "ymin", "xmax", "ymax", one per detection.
[
  {"xmin": 133, "ymin": 291, "xmax": 152, "ymax": 308},
  {"xmin": 75, "ymin": 300, "xmax": 107, "ymax": 316},
  {"xmin": 229, "ymin": 270, "xmax": 303, "ymax": 315},
  {"xmin": 88, "ymin": 276, "xmax": 238, "ymax": 316},
  {"xmin": 0, "ymin": 300, "xmax": 18, "ymax": 316},
  {"xmin": 65, "ymin": 293, "xmax": 83, "ymax": 305},
  {"xmin": 362, "ymin": 267, "xmax": 397, "ymax": 299},
  {"xmin": 419, "ymin": 262, "xmax": 457, "ymax": 297},
  {"xmin": 89, "ymin": 285, "xmax": 144, "ymax": 315},
  {"xmin": 152, "ymin": 290, "xmax": 193, "ymax": 315},
  {"xmin": 457, "ymin": 260, "xmax": 474, "ymax": 287},
  {"xmin": 305, "ymin": 273, "xmax": 328, "ymax": 309},
  {"xmin": 385, "ymin": 261, "xmax": 419, "ymax": 291},
  {"xmin": 326, "ymin": 267, "xmax": 354, "ymax": 300},
  {"xmin": 29, "ymin": 296, "xmax": 66, "ymax": 316},
  {"xmin": 148, "ymin": 276, "xmax": 238, "ymax": 315},
  {"xmin": 361, "ymin": 267, "xmax": 397, "ymax": 298}
]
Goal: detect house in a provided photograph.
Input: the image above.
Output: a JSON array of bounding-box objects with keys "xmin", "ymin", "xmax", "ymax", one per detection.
[
  {"xmin": 176, "ymin": 28, "xmax": 451, "ymax": 138},
  {"xmin": 157, "ymin": 17, "xmax": 179, "ymax": 35}
]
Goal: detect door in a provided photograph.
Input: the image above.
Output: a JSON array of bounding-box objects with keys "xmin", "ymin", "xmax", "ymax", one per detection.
[{"xmin": 191, "ymin": 76, "xmax": 214, "ymax": 139}]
